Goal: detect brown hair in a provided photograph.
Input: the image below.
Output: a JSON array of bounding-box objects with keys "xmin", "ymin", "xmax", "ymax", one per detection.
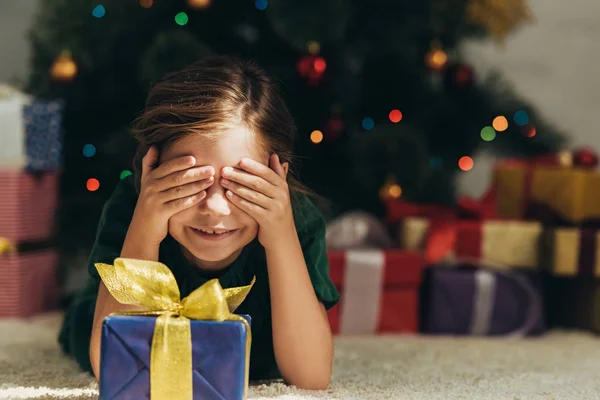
[{"xmin": 131, "ymin": 55, "xmax": 324, "ymax": 208}]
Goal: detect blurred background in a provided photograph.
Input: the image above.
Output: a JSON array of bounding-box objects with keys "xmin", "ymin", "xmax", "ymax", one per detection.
[{"xmin": 0, "ymin": 0, "xmax": 599, "ymax": 322}]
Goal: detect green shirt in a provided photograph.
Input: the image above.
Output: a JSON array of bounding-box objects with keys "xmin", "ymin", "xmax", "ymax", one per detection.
[{"xmin": 58, "ymin": 175, "xmax": 340, "ymax": 381}]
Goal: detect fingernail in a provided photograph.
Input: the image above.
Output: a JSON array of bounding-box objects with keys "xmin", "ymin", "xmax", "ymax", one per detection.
[
  {"xmin": 187, "ymin": 156, "xmax": 196, "ymax": 165},
  {"xmin": 223, "ymin": 167, "xmax": 232, "ymax": 175},
  {"xmin": 208, "ymin": 176, "xmax": 214, "ymax": 181},
  {"xmin": 221, "ymin": 178, "xmax": 229, "ymax": 185}
]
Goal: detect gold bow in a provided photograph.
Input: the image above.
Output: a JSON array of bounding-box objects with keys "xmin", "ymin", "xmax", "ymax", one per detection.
[
  {"xmin": 95, "ymin": 258, "xmax": 255, "ymax": 400},
  {"xmin": 0, "ymin": 238, "xmax": 16, "ymax": 255}
]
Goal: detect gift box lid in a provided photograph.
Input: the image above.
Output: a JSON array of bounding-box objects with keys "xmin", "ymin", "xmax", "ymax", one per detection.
[{"xmin": 328, "ymin": 250, "xmax": 423, "ymax": 287}]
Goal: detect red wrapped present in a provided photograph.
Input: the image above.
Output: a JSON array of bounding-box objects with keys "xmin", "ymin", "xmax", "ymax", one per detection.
[
  {"xmin": 327, "ymin": 250, "xmax": 423, "ymax": 334},
  {"xmin": 0, "ymin": 170, "xmax": 59, "ymax": 241},
  {"xmin": 0, "ymin": 243, "xmax": 59, "ymax": 318}
]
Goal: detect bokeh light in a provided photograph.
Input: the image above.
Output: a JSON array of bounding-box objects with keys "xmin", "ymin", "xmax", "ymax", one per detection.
[
  {"xmin": 525, "ymin": 124, "xmax": 536, "ymax": 138},
  {"xmin": 430, "ymin": 157, "xmax": 443, "ymax": 168},
  {"xmin": 87, "ymin": 178, "xmax": 100, "ymax": 192},
  {"xmin": 458, "ymin": 156, "xmax": 474, "ymax": 171},
  {"xmin": 387, "ymin": 184, "xmax": 402, "ymax": 199},
  {"xmin": 120, "ymin": 170, "xmax": 133, "ymax": 180},
  {"xmin": 362, "ymin": 117, "xmax": 375, "ymax": 130},
  {"xmin": 310, "ymin": 130, "xmax": 323, "ymax": 144},
  {"xmin": 480, "ymin": 126, "xmax": 496, "ymax": 141},
  {"xmin": 425, "ymin": 49, "xmax": 447, "ymax": 71},
  {"xmin": 307, "ymin": 41, "xmax": 320, "ymax": 55},
  {"xmin": 92, "ymin": 5, "xmax": 106, "ymax": 18},
  {"xmin": 313, "ymin": 57, "xmax": 326, "ymax": 74},
  {"xmin": 82, "ymin": 144, "xmax": 96, "ymax": 157},
  {"xmin": 255, "ymin": 0, "xmax": 268, "ymax": 10},
  {"xmin": 140, "ymin": 0, "xmax": 153, "ymax": 8},
  {"xmin": 175, "ymin": 12, "xmax": 189, "ymax": 25},
  {"xmin": 187, "ymin": 0, "xmax": 211, "ymax": 9},
  {"xmin": 514, "ymin": 110, "xmax": 529, "ymax": 126},
  {"xmin": 492, "ymin": 116, "xmax": 508, "ymax": 131},
  {"xmin": 389, "ymin": 109, "xmax": 403, "ymax": 123}
]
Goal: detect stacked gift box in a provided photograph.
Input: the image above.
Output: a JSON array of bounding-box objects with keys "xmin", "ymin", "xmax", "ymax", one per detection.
[
  {"xmin": 0, "ymin": 85, "xmax": 62, "ymax": 318},
  {"xmin": 377, "ymin": 148, "xmax": 600, "ymax": 337},
  {"xmin": 325, "ymin": 211, "xmax": 424, "ymax": 335}
]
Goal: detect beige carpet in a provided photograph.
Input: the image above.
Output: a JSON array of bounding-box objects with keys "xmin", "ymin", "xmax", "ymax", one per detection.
[{"xmin": 1, "ymin": 313, "xmax": 600, "ymax": 400}]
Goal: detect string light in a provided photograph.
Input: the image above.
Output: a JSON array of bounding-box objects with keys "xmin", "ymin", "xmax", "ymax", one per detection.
[
  {"xmin": 82, "ymin": 144, "xmax": 96, "ymax": 157},
  {"xmin": 524, "ymin": 124, "xmax": 536, "ymax": 137},
  {"xmin": 310, "ymin": 130, "xmax": 323, "ymax": 144},
  {"xmin": 492, "ymin": 116, "xmax": 508, "ymax": 131},
  {"xmin": 424, "ymin": 41, "xmax": 448, "ymax": 71},
  {"xmin": 187, "ymin": 0, "xmax": 211, "ymax": 9},
  {"xmin": 362, "ymin": 117, "xmax": 375, "ymax": 130},
  {"xmin": 313, "ymin": 57, "xmax": 326, "ymax": 74},
  {"xmin": 120, "ymin": 170, "xmax": 133, "ymax": 179},
  {"xmin": 87, "ymin": 178, "xmax": 100, "ymax": 192},
  {"xmin": 255, "ymin": 0, "xmax": 268, "ymax": 10},
  {"xmin": 480, "ymin": 126, "xmax": 496, "ymax": 141},
  {"xmin": 175, "ymin": 12, "xmax": 189, "ymax": 25},
  {"xmin": 92, "ymin": 5, "xmax": 106, "ymax": 18},
  {"xmin": 307, "ymin": 41, "xmax": 320, "ymax": 55},
  {"xmin": 514, "ymin": 110, "xmax": 529, "ymax": 126},
  {"xmin": 458, "ymin": 156, "xmax": 474, "ymax": 171},
  {"xmin": 140, "ymin": 0, "xmax": 153, "ymax": 8},
  {"xmin": 389, "ymin": 109, "xmax": 403, "ymax": 123},
  {"xmin": 50, "ymin": 50, "xmax": 77, "ymax": 82},
  {"xmin": 379, "ymin": 175, "xmax": 402, "ymax": 200}
]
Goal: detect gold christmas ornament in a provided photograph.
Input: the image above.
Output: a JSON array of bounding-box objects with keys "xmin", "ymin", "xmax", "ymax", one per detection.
[
  {"xmin": 50, "ymin": 50, "xmax": 77, "ymax": 82},
  {"xmin": 379, "ymin": 175, "xmax": 402, "ymax": 201},
  {"xmin": 466, "ymin": 0, "xmax": 535, "ymax": 44},
  {"xmin": 187, "ymin": 0, "xmax": 212, "ymax": 9}
]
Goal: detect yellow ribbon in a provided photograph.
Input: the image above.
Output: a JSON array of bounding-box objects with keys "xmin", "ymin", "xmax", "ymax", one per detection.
[
  {"xmin": 95, "ymin": 258, "xmax": 255, "ymax": 400},
  {"xmin": 0, "ymin": 238, "xmax": 16, "ymax": 255}
]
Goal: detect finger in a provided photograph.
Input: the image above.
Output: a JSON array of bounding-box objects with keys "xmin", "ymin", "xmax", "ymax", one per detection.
[
  {"xmin": 270, "ymin": 154, "xmax": 286, "ymax": 180},
  {"xmin": 152, "ymin": 155, "xmax": 197, "ymax": 180},
  {"xmin": 221, "ymin": 178, "xmax": 270, "ymax": 208},
  {"xmin": 156, "ymin": 165, "xmax": 215, "ymax": 192},
  {"xmin": 141, "ymin": 146, "xmax": 159, "ymax": 178},
  {"xmin": 161, "ymin": 178, "xmax": 214, "ymax": 203},
  {"xmin": 165, "ymin": 191, "xmax": 206, "ymax": 213},
  {"xmin": 238, "ymin": 158, "xmax": 282, "ymax": 186},
  {"xmin": 221, "ymin": 167, "xmax": 276, "ymax": 198},
  {"xmin": 226, "ymin": 190, "xmax": 264, "ymax": 217}
]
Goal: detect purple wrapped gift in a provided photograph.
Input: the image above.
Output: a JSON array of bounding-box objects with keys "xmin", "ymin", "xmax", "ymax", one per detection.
[{"xmin": 421, "ymin": 266, "xmax": 546, "ymax": 336}]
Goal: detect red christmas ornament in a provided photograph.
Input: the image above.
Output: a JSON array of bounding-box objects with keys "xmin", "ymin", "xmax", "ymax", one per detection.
[
  {"xmin": 445, "ymin": 63, "xmax": 475, "ymax": 90},
  {"xmin": 573, "ymin": 147, "xmax": 599, "ymax": 169},
  {"xmin": 296, "ymin": 54, "xmax": 326, "ymax": 86}
]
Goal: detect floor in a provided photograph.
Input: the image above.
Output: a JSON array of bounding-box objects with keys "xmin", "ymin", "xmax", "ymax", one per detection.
[{"xmin": 1, "ymin": 313, "xmax": 599, "ymax": 399}]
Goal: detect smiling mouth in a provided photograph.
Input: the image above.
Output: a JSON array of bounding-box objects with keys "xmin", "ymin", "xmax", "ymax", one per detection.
[{"xmin": 190, "ymin": 227, "xmax": 239, "ymax": 238}]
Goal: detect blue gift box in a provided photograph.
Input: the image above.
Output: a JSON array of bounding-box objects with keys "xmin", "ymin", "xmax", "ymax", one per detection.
[
  {"xmin": 23, "ymin": 100, "xmax": 63, "ymax": 171},
  {"xmin": 100, "ymin": 314, "xmax": 251, "ymax": 400}
]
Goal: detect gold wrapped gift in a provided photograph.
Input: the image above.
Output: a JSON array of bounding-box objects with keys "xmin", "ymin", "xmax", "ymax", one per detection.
[
  {"xmin": 494, "ymin": 165, "xmax": 600, "ymax": 224},
  {"xmin": 544, "ymin": 228, "xmax": 600, "ymax": 277},
  {"xmin": 398, "ymin": 217, "xmax": 542, "ymax": 269}
]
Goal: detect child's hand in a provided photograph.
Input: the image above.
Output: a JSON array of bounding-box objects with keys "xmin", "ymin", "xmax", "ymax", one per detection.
[
  {"xmin": 220, "ymin": 154, "xmax": 293, "ymax": 250},
  {"xmin": 130, "ymin": 146, "xmax": 215, "ymax": 245}
]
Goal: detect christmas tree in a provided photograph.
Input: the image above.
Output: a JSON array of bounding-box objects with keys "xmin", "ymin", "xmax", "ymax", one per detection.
[{"xmin": 25, "ymin": 0, "xmax": 566, "ymax": 260}]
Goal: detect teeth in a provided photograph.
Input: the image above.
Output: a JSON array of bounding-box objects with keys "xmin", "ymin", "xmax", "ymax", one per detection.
[{"xmin": 198, "ymin": 228, "xmax": 231, "ymax": 235}]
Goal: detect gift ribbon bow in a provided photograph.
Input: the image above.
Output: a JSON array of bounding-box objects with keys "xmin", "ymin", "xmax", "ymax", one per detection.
[
  {"xmin": 95, "ymin": 258, "xmax": 255, "ymax": 400},
  {"xmin": 0, "ymin": 238, "xmax": 16, "ymax": 255}
]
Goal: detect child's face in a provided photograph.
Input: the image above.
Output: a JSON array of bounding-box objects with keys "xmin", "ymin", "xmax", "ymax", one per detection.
[{"xmin": 160, "ymin": 124, "xmax": 267, "ymax": 271}]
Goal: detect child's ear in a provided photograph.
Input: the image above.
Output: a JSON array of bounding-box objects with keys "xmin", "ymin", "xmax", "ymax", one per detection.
[{"xmin": 282, "ymin": 162, "xmax": 289, "ymax": 178}]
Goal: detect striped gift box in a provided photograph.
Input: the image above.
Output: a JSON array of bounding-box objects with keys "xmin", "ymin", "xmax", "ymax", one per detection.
[
  {"xmin": 0, "ymin": 249, "xmax": 59, "ymax": 318},
  {"xmin": 0, "ymin": 170, "xmax": 58, "ymax": 241}
]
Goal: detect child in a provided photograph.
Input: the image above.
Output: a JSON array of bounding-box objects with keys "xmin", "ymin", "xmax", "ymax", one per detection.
[{"xmin": 58, "ymin": 55, "xmax": 340, "ymax": 390}]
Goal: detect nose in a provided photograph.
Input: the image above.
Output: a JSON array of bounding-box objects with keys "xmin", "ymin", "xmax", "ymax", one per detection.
[{"xmin": 198, "ymin": 182, "xmax": 231, "ymax": 217}]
